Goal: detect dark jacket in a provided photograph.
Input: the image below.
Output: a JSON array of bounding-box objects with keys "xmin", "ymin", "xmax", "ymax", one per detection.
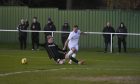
[
  {"xmin": 25, "ymin": 21, "xmax": 29, "ymax": 29},
  {"xmin": 103, "ymin": 26, "xmax": 115, "ymax": 39},
  {"xmin": 116, "ymin": 26, "xmax": 127, "ymax": 39},
  {"xmin": 61, "ymin": 25, "xmax": 70, "ymax": 38},
  {"xmin": 31, "ymin": 22, "xmax": 41, "ymax": 37},
  {"xmin": 18, "ymin": 23, "xmax": 28, "ymax": 37},
  {"xmin": 44, "ymin": 22, "xmax": 56, "ymax": 36}
]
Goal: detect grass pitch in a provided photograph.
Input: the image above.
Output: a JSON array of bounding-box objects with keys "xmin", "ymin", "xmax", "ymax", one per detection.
[{"xmin": 0, "ymin": 49, "xmax": 140, "ymax": 84}]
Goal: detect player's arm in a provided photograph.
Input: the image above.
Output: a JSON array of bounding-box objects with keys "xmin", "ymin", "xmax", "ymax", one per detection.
[
  {"xmin": 63, "ymin": 33, "xmax": 70, "ymax": 50},
  {"xmin": 55, "ymin": 43, "xmax": 66, "ymax": 52},
  {"xmin": 39, "ymin": 43, "xmax": 46, "ymax": 48},
  {"xmin": 63, "ymin": 39, "xmax": 69, "ymax": 50},
  {"xmin": 80, "ymin": 31, "xmax": 86, "ymax": 35},
  {"xmin": 63, "ymin": 32, "xmax": 73, "ymax": 50},
  {"xmin": 78, "ymin": 30, "xmax": 86, "ymax": 35}
]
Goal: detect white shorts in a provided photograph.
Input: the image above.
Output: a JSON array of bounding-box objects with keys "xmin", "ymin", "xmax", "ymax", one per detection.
[{"xmin": 68, "ymin": 45, "xmax": 79, "ymax": 51}]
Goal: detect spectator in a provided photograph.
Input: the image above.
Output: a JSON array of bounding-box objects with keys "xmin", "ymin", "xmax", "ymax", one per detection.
[
  {"xmin": 24, "ymin": 18, "xmax": 29, "ymax": 43},
  {"xmin": 116, "ymin": 22, "xmax": 127, "ymax": 53},
  {"xmin": 17, "ymin": 19, "xmax": 28, "ymax": 50},
  {"xmin": 44, "ymin": 17, "xmax": 56, "ymax": 41},
  {"xmin": 61, "ymin": 21, "xmax": 70, "ymax": 47},
  {"xmin": 25, "ymin": 19, "xmax": 29, "ymax": 29},
  {"xmin": 103, "ymin": 22, "xmax": 115, "ymax": 53},
  {"xmin": 31, "ymin": 17, "xmax": 41, "ymax": 50}
]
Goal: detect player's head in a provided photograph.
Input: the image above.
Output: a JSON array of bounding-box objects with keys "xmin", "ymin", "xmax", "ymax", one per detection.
[
  {"xmin": 47, "ymin": 35, "xmax": 54, "ymax": 43},
  {"xmin": 21, "ymin": 19, "xmax": 25, "ymax": 24},
  {"xmin": 73, "ymin": 25, "xmax": 78, "ymax": 33},
  {"xmin": 33, "ymin": 17, "xmax": 37, "ymax": 23}
]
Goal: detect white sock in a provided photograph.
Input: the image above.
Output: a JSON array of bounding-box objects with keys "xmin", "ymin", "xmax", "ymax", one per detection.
[
  {"xmin": 66, "ymin": 50, "xmax": 73, "ymax": 58},
  {"xmin": 72, "ymin": 53, "xmax": 76, "ymax": 58},
  {"xmin": 69, "ymin": 53, "xmax": 76, "ymax": 64},
  {"xmin": 69, "ymin": 60, "xmax": 72, "ymax": 64}
]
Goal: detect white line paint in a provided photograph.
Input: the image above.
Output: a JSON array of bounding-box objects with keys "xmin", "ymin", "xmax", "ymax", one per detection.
[
  {"xmin": 0, "ymin": 68, "xmax": 89, "ymax": 77},
  {"xmin": 0, "ymin": 68, "xmax": 139, "ymax": 77}
]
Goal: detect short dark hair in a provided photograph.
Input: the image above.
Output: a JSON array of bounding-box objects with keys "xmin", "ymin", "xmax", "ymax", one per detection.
[{"xmin": 73, "ymin": 25, "xmax": 78, "ymax": 28}]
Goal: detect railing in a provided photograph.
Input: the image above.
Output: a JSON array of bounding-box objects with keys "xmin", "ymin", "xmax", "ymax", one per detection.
[{"xmin": 1, "ymin": 29, "xmax": 140, "ymax": 53}]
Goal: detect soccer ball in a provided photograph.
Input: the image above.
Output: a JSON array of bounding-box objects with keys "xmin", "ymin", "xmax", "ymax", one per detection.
[{"xmin": 21, "ymin": 58, "xmax": 27, "ymax": 64}]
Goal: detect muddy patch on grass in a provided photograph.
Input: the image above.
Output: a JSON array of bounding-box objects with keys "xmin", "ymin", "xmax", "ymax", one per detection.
[{"xmin": 62, "ymin": 76, "xmax": 140, "ymax": 83}]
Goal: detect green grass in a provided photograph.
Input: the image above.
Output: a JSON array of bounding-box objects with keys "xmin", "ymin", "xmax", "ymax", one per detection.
[{"xmin": 0, "ymin": 49, "xmax": 140, "ymax": 84}]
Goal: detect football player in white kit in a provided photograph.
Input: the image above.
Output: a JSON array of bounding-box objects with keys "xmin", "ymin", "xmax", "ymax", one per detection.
[{"xmin": 63, "ymin": 25, "xmax": 84, "ymax": 64}]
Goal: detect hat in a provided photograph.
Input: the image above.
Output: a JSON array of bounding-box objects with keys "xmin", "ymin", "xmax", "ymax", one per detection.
[
  {"xmin": 48, "ymin": 17, "xmax": 52, "ymax": 21},
  {"xmin": 33, "ymin": 17, "xmax": 37, "ymax": 19}
]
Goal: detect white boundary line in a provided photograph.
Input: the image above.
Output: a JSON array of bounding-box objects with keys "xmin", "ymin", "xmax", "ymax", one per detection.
[
  {"xmin": 0, "ymin": 68, "xmax": 139, "ymax": 77},
  {"xmin": 0, "ymin": 68, "xmax": 89, "ymax": 77}
]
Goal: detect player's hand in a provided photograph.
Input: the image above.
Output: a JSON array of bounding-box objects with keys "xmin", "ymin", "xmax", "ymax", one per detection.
[
  {"xmin": 63, "ymin": 47, "xmax": 66, "ymax": 50},
  {"xmin": 64, "ymin": 52, "xmax": 67, "ymax": 54}
]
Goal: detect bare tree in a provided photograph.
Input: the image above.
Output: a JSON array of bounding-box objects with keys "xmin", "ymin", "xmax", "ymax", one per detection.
[
  {"xmin": 2, "ymin": 0, "xmax": 24, "ymax": 5},
  {"xmin": 104, "ymin": 0, "xmax": 140, "ymax": 9}
]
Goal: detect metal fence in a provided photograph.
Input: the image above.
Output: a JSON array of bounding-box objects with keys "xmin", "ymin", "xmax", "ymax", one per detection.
[{"xmin": 0, "ymin": 6, "xmax": 140, "ymax": 48}]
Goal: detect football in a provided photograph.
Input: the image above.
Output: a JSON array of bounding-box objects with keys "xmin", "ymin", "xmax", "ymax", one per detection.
[{"xmin": 21, "ymin": 58, "xmax": 28, "ymax": 64}]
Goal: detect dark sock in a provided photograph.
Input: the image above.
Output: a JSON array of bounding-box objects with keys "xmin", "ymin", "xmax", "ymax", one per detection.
[{"xmin": 69, "ymin": 56, "xmax": 78, "ymax": 64}]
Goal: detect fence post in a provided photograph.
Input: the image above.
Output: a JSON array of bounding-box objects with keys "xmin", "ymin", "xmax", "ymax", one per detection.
[
  {"xmin": 52, "ymin": 32, "xmax": 54, "ymax": 37},
  {"xmin": 110, "ymin": 33, "xmax": 113, "ymax": 53}
]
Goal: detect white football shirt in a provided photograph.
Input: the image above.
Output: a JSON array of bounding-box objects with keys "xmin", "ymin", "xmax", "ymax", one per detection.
[{"xmin": 68, "ymin": 30, "xmax": 81, "ymax": 50}]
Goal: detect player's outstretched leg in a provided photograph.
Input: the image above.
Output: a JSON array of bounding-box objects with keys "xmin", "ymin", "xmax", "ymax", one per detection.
[
  {"xmin": 68, "ymin": 53, "xmax": 76, "ymax": 64},
  {"xmin": 67, "ymin": 48, "xmax": 77, "ymax": 64},
  {"xmin": 69, "ymin": 56, "xmax": 85, "ymax": 65}
]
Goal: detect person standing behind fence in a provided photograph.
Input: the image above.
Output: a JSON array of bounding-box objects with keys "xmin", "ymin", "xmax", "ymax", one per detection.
[
  {"xmin": 61, "ymin": 21, "xmax": 70, "ymax": 47},
  {"xmin": 31, "ymin": 17, "xmax": 41, "ymax": 50},
  {"xmin": 44, "ymin": 17, "xmax": 56, "ymax": 41},
  {"xmin": 24, "ymin": 19, "xmax": 29, "ymax": 42},
  {"xmin": 17, "ymin": 19, "xmax": 28, "ymax": 50},
  {"xmin": 103, "ymin": 22, "xmax": 115, "ymax": 53},
  {"xmin": 116, "ymin": 22, "xmax": 127, "ymax": 53},
  {"xmin": 25, "ymin": 19, "xmax": 29, "ymax": 30}
]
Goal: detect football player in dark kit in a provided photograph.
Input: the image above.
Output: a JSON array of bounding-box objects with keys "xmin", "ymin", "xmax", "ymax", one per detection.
[
  {"xmin": 17, "ymin": 19, "xmax": 29, "ymax": 50},
  {"xmin": 116, "ymin": 22, "xmax": 127, "ymax": 53},
  {"xmin": 31, "ymin": 17, "xmax": 41, "ymax": 50},
  {"xmin": 103, "ymin": 22, "xmax": 115, "ymax": 53},
  {"xmin": 40, "ymin": 35, "xmax": 84, "ymax": 65}
]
